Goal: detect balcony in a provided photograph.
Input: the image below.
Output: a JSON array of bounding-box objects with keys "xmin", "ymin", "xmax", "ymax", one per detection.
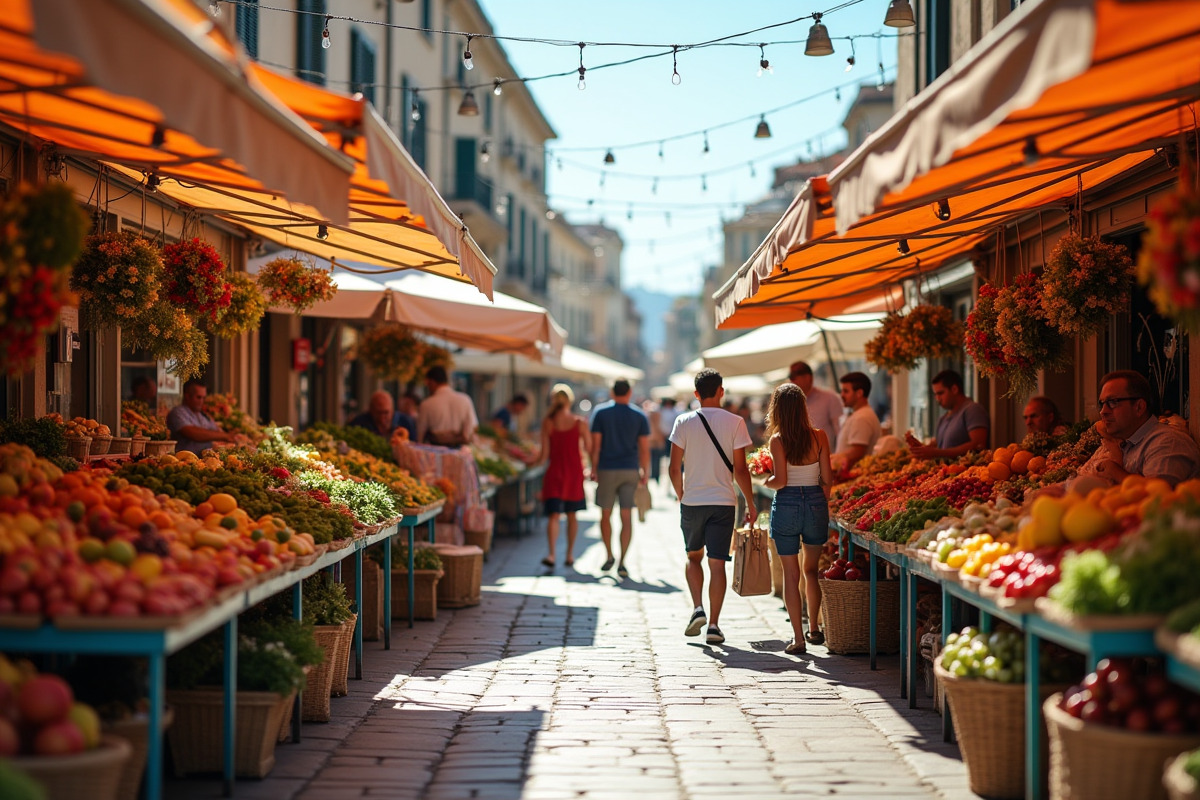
[{"xmin": 449, "ymin": 176, "xmax": 506, "ymax": 249}]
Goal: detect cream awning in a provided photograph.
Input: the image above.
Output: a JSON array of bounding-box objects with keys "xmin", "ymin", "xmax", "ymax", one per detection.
[
  {"xmin": 452, "ymin": 345, "xmax": 644, "ymax": 383},
  {"xmin": 702, "ymin": 315, "xmax": 883, "ymax": 376}
]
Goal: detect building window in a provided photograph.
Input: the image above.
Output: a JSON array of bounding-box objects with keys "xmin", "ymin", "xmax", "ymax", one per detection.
[
  {"xmin": 296, "ymin": 0, "xmax": 326, "ymax": 86},
  {"xmin": 349, "ymin": 28, "xmax": 377, "ymax": 105},
  {"xmin": 926, "ymin": 0, "xmax": 951, "ymax": 85},
  {"xmin": 454, "ymin": 137, "xmax": 477, "ymax": 200},
  {"xmin": 506, "ymin": 193, "xmax": 515, "ymax": 254},
  {"xmin": 421, "ymin": 0, "xmax": 433, "ymax": 40},
  {"xmin": 235, "ymin": 0, "xmax": 258, "ymax": 59},
  {"xmin": 409, "ymin": 84, "xmax": 427, "ymax": 169}
]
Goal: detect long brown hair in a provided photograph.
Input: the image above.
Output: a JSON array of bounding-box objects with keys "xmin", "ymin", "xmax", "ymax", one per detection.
[
  {"xmin": 765, "ymin": 383, "xmax": 818, "ymax": 465},
  {"xmin": 545, "ymin": 383, "xmax": 575, "ymax": 423}
]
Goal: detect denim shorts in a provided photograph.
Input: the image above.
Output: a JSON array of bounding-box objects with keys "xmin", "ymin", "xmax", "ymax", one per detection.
[{"xmin": 770, "ymin": 485, "xmax": 830, "ymax": 556}]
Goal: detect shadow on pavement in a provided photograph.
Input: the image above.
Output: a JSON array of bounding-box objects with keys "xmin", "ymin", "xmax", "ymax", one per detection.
[{"xmin": 686, "ymin": 640, "xmax": 808, "ymax": 670}]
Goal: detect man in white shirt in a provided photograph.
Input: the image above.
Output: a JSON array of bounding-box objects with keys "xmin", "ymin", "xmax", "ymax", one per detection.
[
  {"xmin": 789, "ymin": 361, "xmax": 842, "ymax": 440},
  {"xmin": 416, "ymin": 365, "xmax": 478, "ymax": 446},
  {"xmin": 668, "ymin": 369, "xmax": 756, "ymax": 646},
  {"xmin": 834, "ymin": 371, "xmax": 882, "ymax": 472}
]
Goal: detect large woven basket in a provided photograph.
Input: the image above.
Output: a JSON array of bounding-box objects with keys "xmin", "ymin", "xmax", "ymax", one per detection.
[
  {"xmin": 1166, "ymin": 752, "xmax": 1200, "ymax": 800},
  {"xmin": 819, "ymin": 577, "xmax": 899, "ymax": 655},
  {"xmin": 65, "ymin": 436, "xmax": 91, "ymax": 460},
  {"xmin": 1045, "ymin": 693, "xmax": 1200, "ymax": 800},
  {"xmin": 105, "ymin": 708, "xmax": 175, "ymax": 800},
  {"xmin": 331, "ymin": 613, "xmax": 357, "ymax": 697},
  {"xmin": 107, "ymin": 437, "xmax": 132, "ymax": 456},
  {"xmin": 90, "ymin": 435, "xmax": 112, "ymax": 456},
  {"xmin": 301, "ymin": 625, "xmax": 343, "ymax": 722},
  {"xmin": 432, "ymin": 544, "xmax": 483, "ymax": 608},
  {"xmin": 166, "ymin": 688, "xmax": 293, "ymax": 778},
  {"xmin": 11, "ymin": 734, "xmax": 131, "ymax": 800},
  {"xmin": 463, "ymin": 527, "xmax": 493, "ymax": 557},
  {"xmin": 143, "ymin": 440, "xmax": 176, "ymax": 457},
  {"xmin": 936, "ymin": 663, "xmax": 1062, "ymax": 799},
  {"xmin": 391, "ymin": 569, "xmax": 442, "ymax": 620}
]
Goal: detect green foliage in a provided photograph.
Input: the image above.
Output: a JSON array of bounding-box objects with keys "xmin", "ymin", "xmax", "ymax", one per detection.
[
  {"xmin": 1048, "ymin": 550, "xmax": 1127, "ymax": 615},
  {"xmin": 294, "ymin": 470, "xmax": 398, "ymax": 524},
  {"xmin": 167, "ymin": 615, "xmax": 322, "ymax": 697},
  {"xmin": 15, "ymin": 181, "xmax": 88, "ymax": 270},
  {"xmin": 872, "ymin": 498, "xmax": 952, "ymax": 543},
  {"xmin": 378, "ymin": 542, "xmax": 442, "ymax": 571},
  {"xmin": 476, "ymin": 455, "xmax": 518, "ymax": 480},
  {"xmin": 0, "ymin": 415, "xmax": 66, "ymax": 457},
  {"xmin": 1166, "ymin": 598, "xmax": 1200, "ymax": 634},
  {"xmin": 1185, "ymin": 749, "xmax": 1200, "ymax": 783},
  {"xmin": 301, "ymin": 573, "xmax": 353, "ymax": 626},
  {"xmin": 0, "ymin": 761, "xmax": 46, "ymax": 800},
  {"xmin": 304, "ymin": 421, "xmax": 391, "ymax": 461}
]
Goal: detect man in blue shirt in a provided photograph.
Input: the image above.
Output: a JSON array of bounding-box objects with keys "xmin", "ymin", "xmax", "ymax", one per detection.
[
  {"xmin": 348, "ymin": 390, "xmax": 416, "ymax": 442},
  {"xmin": 589, "ymin": 379, "xmax": 650, "ymax": 578},
  {"xmin": 491, "ymin": 394, "xmax": 529, "ymax": 439},
  {"xmin": 906, "ymin": 369, "xmax": 990, "ymax": 459}
]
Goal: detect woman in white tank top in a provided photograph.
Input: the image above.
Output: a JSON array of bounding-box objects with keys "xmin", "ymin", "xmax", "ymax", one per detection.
[{"xmin": 763, "ymin": 383, "xmax": 832, "ymax": 655}]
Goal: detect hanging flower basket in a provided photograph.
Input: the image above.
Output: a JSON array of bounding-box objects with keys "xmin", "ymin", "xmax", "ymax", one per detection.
[
  {"xmin": 420, "ymin": 343, "xmax": 455, "ymax": 374},
  {"xmin": 162, "ymin": 237, "xmax": 231, "ymax": 322},
  {"xmin": 1041, "ymin": 233, "xmax": 1134, "ymax": 338},
  {"xmin": 0, "ymin": 183, "xmax": 89, "ymax": 376},
  {"xmin": 256, "ymin": 255, "xmax": 336, "ymax": 314},
  {"xmin": 864, "ymin": 305, "xmax": 964, "ymax": 372},
  {"xmin": 71, "ymin": 231, "xmax": 162, "ymax": 329},
  {"xmin": 1139, "ymin": 168, "xmax": 1200, "ymax": 333},
  {"xmin": 358, "ymin": 325, "xmax": 426, "ymax": 383},
  {"xmin": 214, "ymin": 272, "xmax": 267, "ymax": 338},
  {"xmin": 203, "ymin": 392, "xmax": 261, "ymax": 438},
  {"xmin": 965, "ymin": 283, "xmax": 1009, "ymax": 378},
  {"xmin": 967, "ymin": 274, "xmax": 1070, "ymax": 397},
  {"xmin": 122, "ymin": 300, "xmax": 209, "ymax": 380}
]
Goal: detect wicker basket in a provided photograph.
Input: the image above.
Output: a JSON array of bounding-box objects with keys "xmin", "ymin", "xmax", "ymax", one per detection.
[
  {"xmin": 818, "ymin": 577, "xmax": 900, "ymax": 655},
  {"xmin": 1166, "ymin": 752, "xmax": 1200, "ymax": 800},
  {"xmin": 129, "ymin": 436, "xmax": 147, "ymax": 457},
  {"xmin": 463, "ymin": 527, "xmax": 493, "ymax": 556},
  {"xmin": 90, "ymin": 435, "xmax": 113, "ymax": 456},
  {"xmin": 165, "ymin": 688, "xmax": 293, "ymax": 778},
  {"xmin": 65, "ymin": 436, "xmax": 91, "ymax": 460},
  {"xmin": 107, "ymin": 437, "xmax": 132, "ymax": 456},
  {"xmin": 431, "ymin": 544, "xmax": 483, "ymax": 608},
  {"xmin": 391, "ymin": 569, "xmax": 442, "ymax": 620},
  {"xmin": 1045, "ymin": 693, "xmax": 1200, "ymax": 800},
  {"xmin": 331, "ymin": 613, "xmax": 357, "ymax": 697},
  {"xmin": 10, "ymin": 734, "xmax": 131, "ymax": 800},
  {"xmin": 143, "ymin": 440, "xmax": 176, "ymax": 457},
  {"xmin": 301, "ymin": 625, "xmax": 344, "ymax": 722},
  {"xmin": 105, "ymin": 708, "xmax": 175, "ymax": 800},
  {"xmin": 935, "ymin": 663, "xmax": 1062, "ymax": 799},
  {"xmin": 342, "ymin": 559, "xmax": 383, "ymax": 641}
]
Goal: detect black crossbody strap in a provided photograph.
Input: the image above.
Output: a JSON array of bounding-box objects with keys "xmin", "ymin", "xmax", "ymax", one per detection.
[{"xmin": 697, "ymin": 411, "xmax": 734, "ymax": 472}]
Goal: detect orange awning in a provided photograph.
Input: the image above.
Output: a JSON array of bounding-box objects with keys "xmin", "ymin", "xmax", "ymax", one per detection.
[
  {"xmin": 715, "ymin": 0, "xmax": 1200, "ymax": 328},
  {"xmin": 4, "ymin": 0, "xmax": 352, "ymax": 223}
]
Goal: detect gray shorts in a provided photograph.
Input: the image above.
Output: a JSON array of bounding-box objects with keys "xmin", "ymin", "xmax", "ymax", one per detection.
[
  {"xmin": 681, "ymin": 504, "xmax": 736, "ymax": 561},
  {"xmin": 595, "ymin": 469, "xmax": 639, "ymax": 510}
]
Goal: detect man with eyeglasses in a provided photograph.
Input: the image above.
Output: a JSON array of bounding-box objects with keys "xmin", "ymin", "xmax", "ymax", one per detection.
[{"xmin": 1076, "ymin": 370, "xmax": 1200, "ymax": 488}]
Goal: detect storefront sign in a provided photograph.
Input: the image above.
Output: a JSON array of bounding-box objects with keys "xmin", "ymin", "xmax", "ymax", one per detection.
[{"xmin": 292, "ymin": 338, "xmax": 312, "ymax": 371}]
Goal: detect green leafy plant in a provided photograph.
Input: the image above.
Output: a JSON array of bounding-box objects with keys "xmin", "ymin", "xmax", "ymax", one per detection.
[
  {"xmin": 302, "ymin": 421, "xmax": 391, "ymax": 461},
  {"xmin": 357, "ymin": 325, "xmax": 426, "ymax": 383},
  {"xmin": 256, "ymin": 255, "xmax": 336, "ymax": 314},
  {"xmin": 294, "ymin": 470, "xmax": 399, "ymax": 524},
  {"xmin": 167, "ymin": 615, "xmax": 322, "ymax": 697},
  {"xmin": 121, "ymin": 299, "xmax": 209, "ymax": 379},
  {"xmin": 0, "ymin": 415, "xmax": 66, "ymax": 457},
  {"xmin": 214, "ymin": 272, "xmax": 267, "ymax": 338},
  {"xmin": 71, "ymin": 230, "xmax": 162, "ymax": 329},
  {"xmin": 301, "ymin": 573, "xmax": 353, "ymax": 626},
  {"xmin": 382, "ymin": 542, "xmax": 443, "ymax": 571}
]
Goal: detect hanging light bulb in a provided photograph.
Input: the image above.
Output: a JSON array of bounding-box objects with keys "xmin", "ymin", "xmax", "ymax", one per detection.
[
  {"xmin": 658, "ymin": 141, "xmax": 665, "ymax": 160},
  {"xmin": 804, "ymin": 14, "xmax": 834, "ymax": 57},
  {"xmin": 479, "ymin": 142, "xmax": 490, "ymax": 164},
  {"xmin": 457, "ymin": 89, "xmax": 480, "ymax": 116},
  {"xmin": 1022, "ymin": 137, "xmax": 1040, "ymax": 166},
  {"xmin": 701, "ymin": 175, "xmax": 708, "ymax": 192},
  {"xmin": 884, "ymin": 0, "xmax": 916, "ymax": 28},
  {"xmin": 845, "ymin": 40, "xmax": 856, "ymax": 72},
  {"xmin": 754, "ymin": 116, "xmax": 771, "ymax": 139},
  {"xmin": 702, "ymin": 131, "xmax": 710, "ymax": 157},
  {"xmin": 896, "ymin": 239, "xmax": 911, "ymax": 255},
  {"xmin": 545, "ymin": 209, "xmax": 557, "ymax": 221},
  {"xmin": 208, "ymin": 0, "xmax": 220, "ymax": 16},
  {"xmin": 757, "ymin": 44, "xmax": 772, "ymax": 77},
  {"xmin": 317, "ymin": 224, "xmax": 330, "ymax": 241},
  {"xmin": 603, "ymin": 149, "xmax": 615, "ymax": 165},
  {"xmin": 934, "ymin": 199, "xmax": 951, "ymax": 221},
  {"xmin": 493, "ymin": 78, "xmax": 503, "ymax": 96},
  {"xmin": 671, "ymin": 45, "xmax": 681, "ymax": 85},
  {"xmin": 877, "ymin": 62, "xmax": 887, "ymax": 91},
  {"xmin": 462, "ymin": 36, "xmax": 474, "ymax": 70},
  {"xmin": 576, "ymin": 43, "xmax": 586, "ymax": 90},
  {"xmin": 321, "ymin": 16, "xmax": 331, "ymax": 50},
  {"xmin": 150, "ymin": 125, "xmax": 166, "ymax": 148},
  {"xmin": 749, "ymin": 162, "xmax": 757, "ymax": 179},
  {"xmin": 627, "ymin": 205, "xmax": 634, "ymax": 221},
  {"xmin": 410, "ymin": 90, "xmax": 421, "ymax": 122}
]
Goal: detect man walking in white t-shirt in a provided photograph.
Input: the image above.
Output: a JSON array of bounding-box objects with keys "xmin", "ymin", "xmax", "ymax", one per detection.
[
  {"xmin": 789, "ymin": 361, "xmax": 842, "ymax": 441},
  {"xmin": 834, "ymin": 371, "xmax": 882, "ymax": 472},
  {"xmin": 668, "ymin": 369, "xmax": 757, "ymax": 645}
]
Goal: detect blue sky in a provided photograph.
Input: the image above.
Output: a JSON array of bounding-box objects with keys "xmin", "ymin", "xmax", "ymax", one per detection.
[{"xmin": 482, "ymin": 0, "xmax": 903, "ymax": 295}]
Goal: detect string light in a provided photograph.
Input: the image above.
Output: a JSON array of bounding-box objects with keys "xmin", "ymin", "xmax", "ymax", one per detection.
[
  {"xmin": 805, "ymin": 14, "xmax": 834, "ymax": 57},
  {"xmin": 321, "ymin": 16, "xmax": 331, "ymax": 49},
  {"xmin": 150, "ymin": 125, "xmax": 166, "ymax": 148},
  {"xmin": 757, "ymin": 44, "xmax": 772, "ymax": 77},
  {"xmin": 754, "ymin": 116, "xmax": 771, "ymax": 139},
  {"xmin": 462, "ymin": 36, "xmax": 474, "ymax": 70},
  {"xmin": 877, "ymin": 62, "xmax": 887, "ymax": 91},
  {"xmin": 480, "ymin": 141, "xmax": 490, "ymax": 163},
  {"xmin": 1022, "ymin": 137, "xmax": 1040, "ymax": 166},
  {"xmin": 317, "ymin": 224, "xmax": 330, "ymax": 240},
  {"xmin": 896, "ymin": 239, "xmax": 910, "ymax": 255},
  {"xmin": 577, "ymin": 44, "xmax": 586, "ymax": 90},
  {"xmin": 545, "ymin": 209, "xmax": 557, "ymax": 220},
  {"xmin": 410, "ymin": 90, "xmax": 421, "ymax": 122},
  {"xmin": 934, "ymin": 198, "xmax": 951, "ymax": 221},
  {"xmin": 457, "ymin": 89, "xmax": 480, "ymax": 116},
  {"xmin": 884, "ymin": 0, "xmax": 916, "ymax": 28},
  {"xmin": 493, "ymin": 78, "xmax": 503, "ymax": 96},
  {"xmin": 845, "ymin": 39, "xmax": 856, "ymax": 71},
  {"xmin": 702, "ymin": 131, "xmax": 710, "ymax": 157},
  {"xmin": 658, "ymin": 141, "xmax": 665, "ymax": 160},
  {"xmin": 671, "ymin": 46, "xmax": 681, "ymax": 86},
  {"xmin": 146, "ymin": 173, "xmax": 160, "ymax": 193},
  {"xmin": 603, "ymin": 149, "xmax": 615, "ymax": 165}
]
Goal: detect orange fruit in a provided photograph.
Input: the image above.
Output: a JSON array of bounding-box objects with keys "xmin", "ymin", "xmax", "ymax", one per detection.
[
  {"xmin": 1010, "ymin": 450, "xmax": 1034, "ymax": 475},
  {"xmin": 208, "ymin": 493, "xmax": 238, "ymax": 515},
  {"xmin": 987, "ymin": 461, "xmax": 1012, "ymax": 482},
  {"xmin": 1026, "ymin": 456, "xmax": 1046, "ymax": 475},
  {"xmin": 120, "ymin": 505, "xmax": 148, "ymax": 528},
  {"xmin": 992, "ymin": 448, "xmax": 1014, "ymax": 467}
]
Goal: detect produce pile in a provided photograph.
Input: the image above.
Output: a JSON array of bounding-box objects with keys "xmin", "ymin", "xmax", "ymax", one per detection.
[
  {"xmin": 0, "ymin": 655, "xmax": 106, "ymax": 757},
  {"xmin": 1057, "ymin": 658, "xmax": 1200, "ymax": 734}
]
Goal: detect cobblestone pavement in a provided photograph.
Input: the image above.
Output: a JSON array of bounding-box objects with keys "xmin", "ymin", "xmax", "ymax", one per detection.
[{"xmin": 171, "ymin": 482, "xmax": 975, "ymax": 800}]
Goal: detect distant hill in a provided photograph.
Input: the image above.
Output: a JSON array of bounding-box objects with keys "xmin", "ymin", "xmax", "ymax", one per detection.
[{"xmin": 627, "ymin": 286, "xmax": 676, "ymax": 354}]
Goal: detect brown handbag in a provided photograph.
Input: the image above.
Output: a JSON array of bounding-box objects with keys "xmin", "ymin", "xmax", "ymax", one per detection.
[{"xmin": 732, "ymin": 526, "xmax": 773, "ymax": 596}]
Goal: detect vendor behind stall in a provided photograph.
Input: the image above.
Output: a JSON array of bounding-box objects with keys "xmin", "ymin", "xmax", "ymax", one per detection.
[
  {"xmin": 348, "ymin": 390, "xmax": 416, "ymax": 441},
  {"xmin": 1077, "ymin": 370, "xmax": 1200, "ymax": 488},
  {"xmin": 906, "ymin": 369, "xmax": 990, "ymax": 459},
  {"xmin": 417, "ymin": 365, "xmax": 478, "ymax": 446},
  {"xmin": 166, "ymin": 379, "xmax": 240, "ymax": 454},
  {"xmin": 491, "ymin": 394, "xmax": 529, "ymax": 439},
  {"xmin": 1024, "ymin": 395, "xmax": 1069, "ymax": 436}
]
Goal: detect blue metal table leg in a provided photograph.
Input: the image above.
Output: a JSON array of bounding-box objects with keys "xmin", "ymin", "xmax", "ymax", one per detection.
[
  {"xmin": 407, "ymin": 528, "xmax": 415, "ymax": 629},
  {"xmin": 1027, "ymin": 632, "xmax": 1043, "ymax": 800},
  {"xmin": 980, "ymin": 610, "xmax": 993, "ymax": 634},
  {"xmin": 898, "ymin": 563, "xmax": 908, "ymax": 698},
  {"xmin": 222, "ymin": 617, "xmax": 237, "ymax": 797},
  {"xmin": 941, "ymin": 587, "xmax": 954, "ymax": 744},
  {"xmin": 146, "ymin": 653, "xmax": 165, "ymax": 800},
  {"xmin": 869, "ymin": 548, "xmax": 878, "ymax": 671},
  {"xmin": 428, "ymin": 518, "xmax": 436, "ymax": 544},
  {"xmin": 907, "ymin": 572, "xmax": 919, "ymax": 708},
  {"xmin": 353, "ymin": 549, "xmax": 364, "ymax": 679},
  {"xmin": 290, "ymin": 582, "xmax": 302, "ymax": 743}
]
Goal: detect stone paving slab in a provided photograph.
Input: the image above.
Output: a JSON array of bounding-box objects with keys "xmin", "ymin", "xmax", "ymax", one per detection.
[{"xmin": 166, "ymin": 481, "xmax": 977, "ymax": 800}]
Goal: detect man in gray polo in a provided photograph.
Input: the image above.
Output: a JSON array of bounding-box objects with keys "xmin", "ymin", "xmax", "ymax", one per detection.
[
  {"xmin": 589, "ymin": 379, "xmax": 650, "ymax": 578},
  {"xmin": 166, "ymin": 379, "xmax": 240, "ymax": 455}
]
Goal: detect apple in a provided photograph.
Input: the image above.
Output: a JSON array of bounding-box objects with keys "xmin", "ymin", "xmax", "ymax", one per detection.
[
  {"xmin": 32, "ymin": 720, "xmax": 85, "ymax": 755},
  {"xmin": 844, "ymin": 567, "xmax": 863, "ymax": 581},
  {"xmin": 1107, "ymin": 682, "xmax": 1140, "ymax": 715},
  {"xmin": 1125, "ymin": 707, "xmax": 1153, "ymax": 732},
  {"xmin": 1081, "ymin": 699, "xmax": 1108, "ymax": 724},
  {"xmin": 107, "ymin": 600, "xmax": 140, "ymax": 617},
  {"xmin": 0, "ymin": 566, "xmax": 29, "ymax": 596},
  {"xmin": 17, "ymin": 675, "xmax": 73, "ymax": 725},
  {"xmin": 1082, "ymin": 672, "xmax": 1110, "ymax": 702},
  {"xmin": 67, "ymin": 703, "xmax": 101, "ymax": 749},
  {"xmin": 1153, "ymin": 695, "xmax": 1182, "ymax": 725},
  {"xmin": 16, "ymin": 591, "xmax": 41, "ymax": 615}
]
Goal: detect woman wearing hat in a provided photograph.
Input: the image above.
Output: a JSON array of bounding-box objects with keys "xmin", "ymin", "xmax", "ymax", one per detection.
[{"xmin": 537, "ymin": 383, "xmax": 590, "ymax": 567}]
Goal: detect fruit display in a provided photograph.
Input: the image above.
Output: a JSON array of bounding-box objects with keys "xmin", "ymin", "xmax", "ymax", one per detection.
[
  {"xmin": 474, "ymin": 453, "xmax": 519, "ymax": 482},
  {"xmin": 822, "ymin": 557, "xmax": 867, "ymax": 581},
  {"xmin": 940, "ymin": 626, "xmax": 1026, "ymax": 683},
  {"xmin": 297, "ymin": 422, "xmax": 390, "ymax": 461},
  {"xmin": 120, "ymin": 401, "xmax": 168, "ymax": 440},
  {"xmin": 202, "ymin": 392, "xmax": 262, "ymax": 439},
  {"xmin": 0, "ymin": 654, "xmax": 104, "ymax": 756},
  {"xmin": 872, "ymin": 498, "xmax": 952, "ymax": 543},
  {"xmin": 1058, "ymin": 658, "xmax": 1200, "ymax": 733}
]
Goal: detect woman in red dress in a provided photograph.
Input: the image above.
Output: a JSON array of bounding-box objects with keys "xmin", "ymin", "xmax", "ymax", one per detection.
[{"xmin": 538, "ymin": 383, "xmax": 589, "ymax": 567}]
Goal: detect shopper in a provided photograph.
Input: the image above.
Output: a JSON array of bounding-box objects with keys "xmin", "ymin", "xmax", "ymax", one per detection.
[
  {"xmin": 834, "ymin": 372, "xmax": 882, "ymax": 472},
  {"xmin": 589, "ymin": 378, "xmax": 651, "ymax": 578},
  {"xmin": 537, "ymin": 384, "xmax": 589, "ymax": 568},
  {"xmin": 788, "ymin": 361, "xmax": 842, "ymax": 441},
  {"xmin": 491, "ymin": 394, "xmax": 530, "ymax": 439},
  {"xmin": 763, "ymin": 382, "xmax": 833, "ymax": 655},
  {"xmin": 417, "ymin": 365, "xmax": 478, "ymax": 446},
  {"xmin": 668, "ymin": 369, "xmax": 756, "ymax": 646}
]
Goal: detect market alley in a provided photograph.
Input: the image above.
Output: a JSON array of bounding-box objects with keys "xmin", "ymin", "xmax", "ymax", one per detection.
[{"xmin": 173, "ymin": 482, "xmax": 973, "ymax": 800}]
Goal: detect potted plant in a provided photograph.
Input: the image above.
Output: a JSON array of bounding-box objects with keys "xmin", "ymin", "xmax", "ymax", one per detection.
[
  {"xmin": 121, "ymin": 300, "xmax": 208, "ymax": 382},
  {"xmin": 275, "ymin": 574, "xmax": 355, "ymax": 722},
  {"xmin": 1139, "ymin": 165, "xmax": 1200, "ymax": 333},
  {"xmin": 70, "ymin": 231, "xmax": 162, "ymax": 331},
  {"xmin": 255, "ymin": 255, "xmax": 336, "ymax": 314},
  {"xmin": 213, "ymin": 272, "xmax": 267, "ymax": 338},
  {"xmin": 1041, "ymin": 233, "xmax": 1134, "ymax": 339},
  {"xmin": 357, "ymin": 325, "xmax": 426, "ymax": 384},
  {"xmin": 161, "ymin": 238, "xmax": 231, "ymax": 322},
  {"xmin": 864, "ymin": 305, "xmax": 964, "ymax": 372},
  {"xmin": 379, "ymin": 542, "xmax": 443, "ymax": 621}
]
